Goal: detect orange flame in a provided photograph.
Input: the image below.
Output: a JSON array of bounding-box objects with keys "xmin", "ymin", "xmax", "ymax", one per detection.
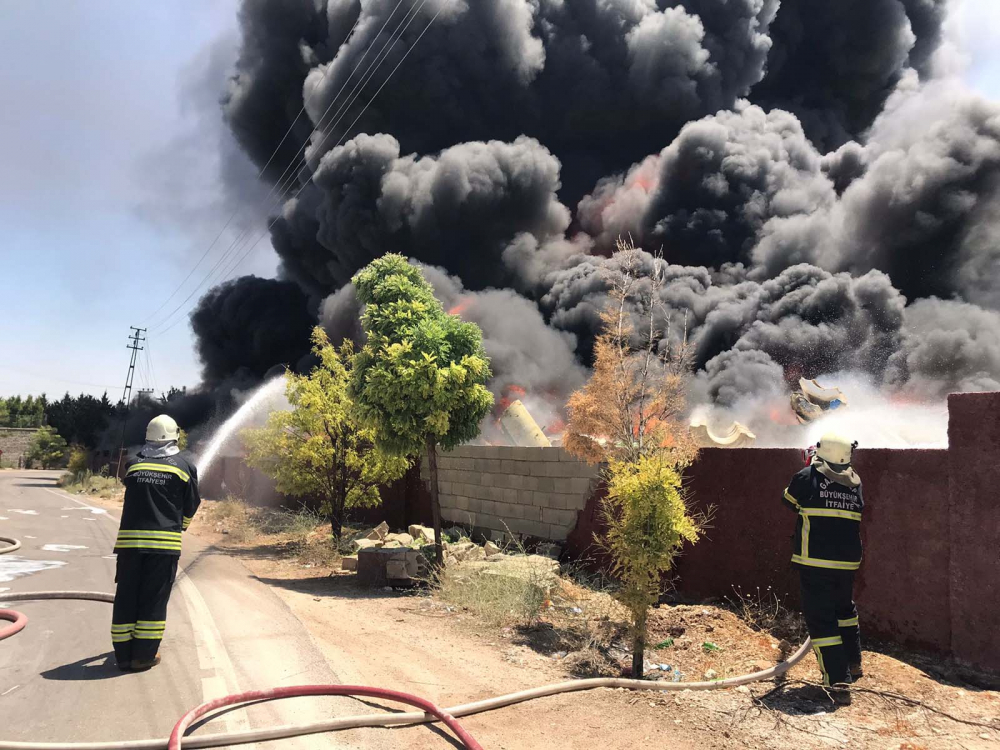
[
  {"xmin": 495, "ymin": 385, "xmax": 527, "ymax": 415},
  {"xmin": 544, "ymin": 417, "xmax": 566, "ymax": 435},
  {"xmin": 448, "ymin": 297, "xmax": 471, "ymax": 317}
]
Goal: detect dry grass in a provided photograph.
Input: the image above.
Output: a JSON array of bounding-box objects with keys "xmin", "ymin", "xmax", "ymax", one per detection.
[
  {"xmin": 724, "ymin": 584, "xmax": 807, "ymax": 643},
  {"xmin": 435, "ymin": 557, "xmax": 549, "ymax": 628},
  {"xmin": 58, "ymin": 470, "xmax": 124, "ymax": 502},
  {"xmin": 202, "ymin": 496, "xmax": 342, "ymax": 567}
]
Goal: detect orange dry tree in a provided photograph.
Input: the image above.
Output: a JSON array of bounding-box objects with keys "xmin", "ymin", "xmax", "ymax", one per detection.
[{"xmin": 564, "ymin": 236, "xmax": 706, "ymax": 678}]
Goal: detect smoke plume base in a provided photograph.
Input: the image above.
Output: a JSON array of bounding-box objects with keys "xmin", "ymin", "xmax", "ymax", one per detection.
[{"xmin": 696, "ymin": 371, "xmax": 950, "ymax": 449}]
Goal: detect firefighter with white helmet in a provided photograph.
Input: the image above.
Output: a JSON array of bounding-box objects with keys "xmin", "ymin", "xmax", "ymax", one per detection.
[
  {"xmin": 111, "ymin": 414, "xmax": 200, "ymax": 671},
  {"xmin": 782, "ymin": 431, "xmax": 863, "ymax": 705}
]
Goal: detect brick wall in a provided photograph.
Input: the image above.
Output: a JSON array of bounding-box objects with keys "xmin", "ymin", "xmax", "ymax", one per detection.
[
  {"xmin": 420, "ymin": 445, "xmax": 599, "ymax": 541},
  {"xmin": 0, "ymin": 427, "xmax": 40, "ymax": 467}
]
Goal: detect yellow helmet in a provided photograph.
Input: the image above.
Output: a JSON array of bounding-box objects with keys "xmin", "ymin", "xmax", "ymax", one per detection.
[
  {"xmin": 146, "ymin": 414, "xmax": 180, "ymax": 443},
  {"xmin": 815, "ymin": 432, "xmax": 856, "ymax": 466}
]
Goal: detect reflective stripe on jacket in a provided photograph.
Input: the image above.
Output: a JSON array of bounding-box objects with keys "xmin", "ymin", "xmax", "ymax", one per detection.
[
  {"xmin": 782, "ymin": 465, "xmax": 863, "ymax": 570},
  {"xmin": 115, "ymin": 452, "xmax": 200, "ymax": 556}
]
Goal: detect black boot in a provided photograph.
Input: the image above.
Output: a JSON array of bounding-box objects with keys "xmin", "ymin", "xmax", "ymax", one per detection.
[
  {"xmin": 130, "ymin": 654, "xmax": 162, "ymax": 672},
  {"xmin": 830, "ymin": 683, "xmax": 852, "ymax": 706}
]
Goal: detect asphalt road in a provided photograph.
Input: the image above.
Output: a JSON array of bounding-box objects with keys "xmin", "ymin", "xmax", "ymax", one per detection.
[{"xmin": 0, "ymin": 470, "xmax": 348, "ymax": 749}]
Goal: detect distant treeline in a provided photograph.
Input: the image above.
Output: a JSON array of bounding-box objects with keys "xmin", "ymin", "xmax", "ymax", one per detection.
[{"xmin": 0, "ymin": 388, "xmax": 188, "ymax": 449}]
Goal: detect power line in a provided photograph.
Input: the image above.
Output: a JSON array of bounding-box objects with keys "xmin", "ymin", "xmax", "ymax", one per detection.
[
  {"xmin": 153, "ymin": 0, "xmax": 414, "ymax": 333},
  {"xmin": 145, "ymin": 340, "xmax": 159, "ymax": 396},
  {"xmin": 0, "ymin": 364, "xmax": 119, "ymax": 391},
  {"xmin": 150, "ymin": 0, "xmax": 428, "ymax": 335},
  {"xmin": 115, "ymin": 327, "xmax": 146, "ymax": 480},
  {"xmin": 220, "ymin": 0, "xmax": 442, "ymax": 280},
  {"xmin": 142, "ymin": 11, "xmax": 370, "ymax": 329},
  {"xmin": 155, "ymin": 0, "xmax": 444, "ymax": 335}
]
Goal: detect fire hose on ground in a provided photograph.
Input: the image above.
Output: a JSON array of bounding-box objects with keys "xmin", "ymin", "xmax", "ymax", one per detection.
[{"xmin": 1, "ymin": 536, "xmax": 812, "ymax": 750}]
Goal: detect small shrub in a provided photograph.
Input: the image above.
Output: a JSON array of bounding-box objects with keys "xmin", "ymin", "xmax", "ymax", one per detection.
[
  {"xmin": 59, "ymin": 470, "xmax": 123, "ymax": 500},
  {"xmin": 67, "ymin": 445, "xmax": 90, "ymax": 477},
  {"xmin": 26, "ymin": 427, "xmax": 69, "ymax": 469},
  {"xmin": 602, "ymin": 456, "xmax": 705, "ymax": 677}
]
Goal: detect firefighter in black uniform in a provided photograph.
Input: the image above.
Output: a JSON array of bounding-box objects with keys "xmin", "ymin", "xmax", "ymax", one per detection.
[
  {"xmin": 112, "ymin": 414, "xmax": 200, "ymax": 671},
  {"xmin": 782, "ymin": 432, "xmax": 863, "ymax": 705}
]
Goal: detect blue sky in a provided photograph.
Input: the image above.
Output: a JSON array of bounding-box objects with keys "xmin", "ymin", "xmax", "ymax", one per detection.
[{"xmin": 1, "ymin": 0, "xmax": 999, "ymax": 401}]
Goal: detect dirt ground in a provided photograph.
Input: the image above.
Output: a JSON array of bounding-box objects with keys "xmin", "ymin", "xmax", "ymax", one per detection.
[{"xmin": 190, "ymin": 508, "xmax": 1000, "ymax": 750}]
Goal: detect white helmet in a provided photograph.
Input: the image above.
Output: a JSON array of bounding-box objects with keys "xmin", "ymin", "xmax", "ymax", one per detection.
[
  {"xmin": 146, "ymin": 414, "xmax": 180, "ymax": 443},
  {"xmin": 815, "ymin": 432, "xmax": 856, "ymax": 467}
]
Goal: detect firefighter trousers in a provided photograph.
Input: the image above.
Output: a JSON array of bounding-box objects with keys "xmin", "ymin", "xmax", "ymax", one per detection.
[
  {"xmin": 111, "ymin": 551, "xmax": 178, "ymax": 665},
  {"xmin": 798, "ymin": 566, "xmax": 861, "ymax": 686}
]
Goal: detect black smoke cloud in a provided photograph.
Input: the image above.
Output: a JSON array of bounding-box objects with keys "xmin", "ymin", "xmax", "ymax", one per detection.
[
  {"xmin": 302, "ymin": 133, "xmax": 569, "ymax": 292},
  {"xmin": 748, "ymin": 0, "xmax": 945, "ymax": 150},
  {"xmin": 190, "ymin": 275, "xmax": 315, "ymax": 386},
  {"xmin": 319, "ymin": 261, "xmax": 586, "ymax": 403},
  {"xmin": 229, "ymin": 0, "xmax": 787, "ymax": 206},
  {"xmin": 181, "ymin": 0, "xmax": 1000, "ymax": 425}
]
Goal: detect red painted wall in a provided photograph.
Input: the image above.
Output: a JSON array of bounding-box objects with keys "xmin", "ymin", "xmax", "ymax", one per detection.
[
  {"xmin": 947, "ymin": 392, "xmax": 1000, "ymax": 672},
  {"xmin": 663, "ymin": 448, "xmax": 953, "ymax": 653},
  {"xmin": 566, "ymin": 392, "xmax": 1000, "ymax": 673}
]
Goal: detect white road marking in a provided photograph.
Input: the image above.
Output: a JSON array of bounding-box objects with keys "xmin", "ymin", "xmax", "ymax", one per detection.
[
  {"xmin": 41, "ymin": 544, "xmax": 88, "ymax": 552},
  {"xmin": 9, "ymin": 510, "xmax": 38, "ymax": 515},
  {"xmin": 0, "ymin": 516, "xmax": 9, "ymax": 520},
  {"xmin": 44, "ymin": 488, "xmax": 119, "ymax": 522},
  {"xmin": 176, "ymin": 574, "xmax": 256, "ymax": 745},
  {"xmin": 0, "ymin": 556, "xmax": 68, "ymax": 582},
  {"xmin": 42, "ymin": 484, "xmax": 257, "ymax": 744}
]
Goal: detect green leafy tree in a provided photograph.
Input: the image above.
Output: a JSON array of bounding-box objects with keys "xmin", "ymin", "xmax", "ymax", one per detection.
[
  {"xmin": 604, "ymin": 456, "xmax": 704, "ymax": 677},
  {"xmin": 0, "ymin": 400, "xmax": 8, "ymax": 426},
  {"xmin": 26, "ymin": 427, "xmax": 69, "ymax": 469},
  {"xmin": 564, "ymin": 237, "xmax": 705, "ymax": 678},
  {"xmin": 46, "ymin": 392, "xmax": 115, "ymax": 448},
  {"xmin": 243, "ymin": 327, "xmax": 409, "ymax": 541},
  {"xmin": 350, "ymin": 254, "xmax": 494, "ymax": 564},
  {"xmin": 67, "ymin": 445, "xmax": 90, "ymax": 476},
  {"xmin": 177, "ymin": 428, "xmax": 188, "ymax": 451},
  {"xmin": 1, "ymin": 395, "xmax": 47, "ymax": 428}
]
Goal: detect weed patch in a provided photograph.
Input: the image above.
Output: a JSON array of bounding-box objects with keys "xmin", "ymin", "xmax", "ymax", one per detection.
[{"xmin": 59, "ymin": 470, "xmax": 123, "ymax": 502}]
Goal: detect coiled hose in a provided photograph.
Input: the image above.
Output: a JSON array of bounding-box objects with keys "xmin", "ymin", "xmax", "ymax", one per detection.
[{"xmin": 1, "ymin": 536, "xmax": 811, "ymax": 749}]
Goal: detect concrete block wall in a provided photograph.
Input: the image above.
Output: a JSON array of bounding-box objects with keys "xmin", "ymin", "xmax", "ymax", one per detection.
[
  {"xmin": 0, "ymin": 427, "xmax": 40, "ymax": 467},
  {"xmin": 421, "ymin": 445, "xmax": 599, "ymax": 541}
]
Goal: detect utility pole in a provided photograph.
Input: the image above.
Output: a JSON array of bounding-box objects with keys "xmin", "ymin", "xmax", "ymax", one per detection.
[{"xmin": 115, "ymin": 327, "xmax": 146, "ymax": 480}]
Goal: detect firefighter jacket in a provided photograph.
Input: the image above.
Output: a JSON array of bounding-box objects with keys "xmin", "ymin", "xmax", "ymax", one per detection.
[
  {"xmin": 115, "ymin": 452, "xmax": 200, "ymax": 556},
  {"xmin": 782, "ymin": 464, "xmax": 863, "ymax": 571}
]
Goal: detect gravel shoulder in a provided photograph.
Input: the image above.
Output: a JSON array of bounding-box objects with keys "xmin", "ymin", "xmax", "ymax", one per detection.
[{"xmin": 189, "ymin": 507, "xmax": 1000, "ymax": 750}]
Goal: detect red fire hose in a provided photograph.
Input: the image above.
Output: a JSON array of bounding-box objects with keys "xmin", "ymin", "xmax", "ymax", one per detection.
[
  {"xmin": 169, "ymin": 685, "xmax": 483, "ymax": 750},
  {"xmin": 3, "ymin": 540, "xmax": 811, "ymax": 749},
  {"xmin": 0, "ymin": 608, "xmax": 27, "ymax": 640}
]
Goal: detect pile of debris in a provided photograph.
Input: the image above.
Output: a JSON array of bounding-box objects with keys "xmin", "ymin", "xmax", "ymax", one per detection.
[
  {"xmin": 689, "ymin": 416, "xmax": 756, "ymax": 448},
  {"xmin": 790, "ymin": 378, "xmax": 848, "ymax": 424},
  {"xmin": 342, "ymin": 521, "xmax": 562, "ymax": 589}
]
